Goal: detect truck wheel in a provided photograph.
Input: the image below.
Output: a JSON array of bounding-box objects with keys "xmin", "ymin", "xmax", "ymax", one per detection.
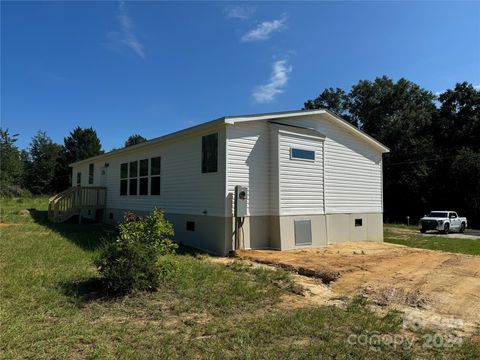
[
  {"xmin": 420, "ymin": 228, "xmax": 426, "ymax": 234},
  {"xmin": 443, "ymin": 223, "xmax": 450, "ymax": 234},
  {"xmin": 460, "ymin": 223, "xmax": 465, "ymax": 233}
]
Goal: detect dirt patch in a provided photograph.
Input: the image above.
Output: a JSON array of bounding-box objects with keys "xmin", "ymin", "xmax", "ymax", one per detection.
[{"xmin": 236, "ymin": 242, "xmax": 480, "ymax": 330}]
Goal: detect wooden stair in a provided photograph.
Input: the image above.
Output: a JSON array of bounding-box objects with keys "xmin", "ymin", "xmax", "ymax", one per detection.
[{"xmin": 48, "ymin": 186, "xmax": 107, "ymax": 223}]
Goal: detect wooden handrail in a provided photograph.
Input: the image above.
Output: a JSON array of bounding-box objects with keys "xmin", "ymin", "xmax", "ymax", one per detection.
[{"xmin": 48, "ymin": 186, "xmax": 107, "ymax": 223}]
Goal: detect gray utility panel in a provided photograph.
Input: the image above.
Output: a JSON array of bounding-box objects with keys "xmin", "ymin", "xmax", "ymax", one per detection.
[{"xmin": 234, "ymin": 185, "xmax": 248, "ymax": 218}]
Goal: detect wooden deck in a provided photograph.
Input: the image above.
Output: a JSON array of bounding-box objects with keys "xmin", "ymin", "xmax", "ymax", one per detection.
[{"xmin": 48, "ymin": 186, "xmax": 107, "ymax": 223}]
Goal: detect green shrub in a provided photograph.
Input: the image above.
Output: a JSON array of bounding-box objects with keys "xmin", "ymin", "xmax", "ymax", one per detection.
[{"xmin": 95, "ymin": 208, "xmax": 177, "ymax": 294}]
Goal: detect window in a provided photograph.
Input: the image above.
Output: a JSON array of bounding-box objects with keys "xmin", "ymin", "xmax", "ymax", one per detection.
[
  {"xmin": 120, "ymin": 157, "xmax": 160, "ymax": 196},
  {"xmin": 88, "ymin": 164, "xmax": 94, "ymax": 184},
  {"xmin": 76, "ymin": 172, "xmax": 82, "ymax": 185},
  {"xmin": 129, "ymin": 161, "xmax": 138, "ymax": 196},
  {"xmin": 150, "ymin": 157, "xmax": 161, "ymax": 195},
  {"xmin": 186, "ymin": 221, "xmax": 195, "ymax": 231},
  {"xmin": 355, "ymin": 218, "xmax": 363, "ymax": 227},
  {"xmin": 120, "ymin": 163, "xmax": 128, "ymax": 196},
  {"xmin": 202, "ymin": 133, "xmax": 218, "ymax": 173},
  {"xmin": 291, "ymin": 148, "xmax": 315, "ymax": 161},
  {"xmin": 139, "ymin": 159, "xmax": 149, "ymax": 195}
]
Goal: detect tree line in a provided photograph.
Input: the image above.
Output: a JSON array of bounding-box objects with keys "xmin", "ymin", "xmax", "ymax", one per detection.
[
  {"xmin": 0, "ymin": 128, "xmax": 146, "ymax": 196},
  {"xmin": 304, "ymin": 77, "xmax": 479, "ymax": 227},
  {"xmin": 1, "ymin": 76, "xmax": 478, "ymax": 226}
]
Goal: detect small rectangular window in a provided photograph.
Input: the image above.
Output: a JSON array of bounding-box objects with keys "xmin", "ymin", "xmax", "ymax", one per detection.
[
  {"xmin": 120, "ymin": 163, "xmax": 128, "ymax": 179},
  {"xmin": 88, "ymin": 164, "xmax": 94, "ymax": 184},
  {"xmin": 139, "ymin": 177, "xmax": 148, "ymax": 195},
  {"xmin": 120, "ymin": 179, "xmax": 128, "ymax": 196},
  {"xmin": 129, "ymin": 161, "xmax": 138, "ymax": 178},
  {"xmin": 151, "ymin": 157, "xmax": 161, "ymax": 175},
  {"xmin": 202, "ymin": 133, "xmax": 218, "ymax": 173},
  {"xmin": 186, "ymin": 221, "xmax": 195, "ymax": 231},
  {"xmin": 151, "ymin": 176, "xmax": 160, "ymax": 195},
  {"xmin": 76, "ymin": 172, "xmax": 81, "ymax": 185},
  {"xmin": 109, "ymin": 212, "xmax": 114, "ymax": 220},
  {"xmin": 355, "ymin": 218, "xmax": 363, "ymax": 227},
  {"xmin": 129, "ymin": 178, "xmax": 137, "ymax": 195},
  {"xmin": 291, "ymin": 148, "xmax": 315, "ymax": 161},
  {"xmin": 140, "ymin": 159, "xmax": 149, "ymax": 177}
]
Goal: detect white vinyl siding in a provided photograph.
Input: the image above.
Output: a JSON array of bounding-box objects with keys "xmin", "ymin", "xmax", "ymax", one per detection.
[
  {"xmin": 278, "ymin": 131, "xmax": 324, "ymax": 215},
  {"xmin": 72, "ymin": 128, "xmax": 226, "ymax": 217},
  {"xmin": 226, "ymin": 122, "xmax": 271, "ymax": 216},
  {"xmin": 274, "ymin": 114, "xmax": 383, "ymax": 213}
]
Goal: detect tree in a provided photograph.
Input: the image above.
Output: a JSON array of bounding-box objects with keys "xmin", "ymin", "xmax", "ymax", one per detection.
[
  {"xmin": 303, "ymin": 88, "xmax": 352, "ymax": 124},
  {"xmin": 434, "ymin": 82, "xmax": 480, "ymax": 149},
  {"xmin": 24, "ymin": 131, "xmax": 61, "ymax": 194},
  {"xmin": 53, "ymin": 127, "xmax": 103, "ymax": 191},
  {"xmin": 429, "ymin": 83, "xmax": 480, "ymax": 227},
  {"xmin": 0, "ymin": 128, "xmax": 24, "ymax": 191},
  {"xmin": 124, "ymin": 134, "xmax": 147, "ymax": 147}
]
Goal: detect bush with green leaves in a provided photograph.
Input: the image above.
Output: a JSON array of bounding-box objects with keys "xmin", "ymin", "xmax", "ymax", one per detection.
[{"xmin": 95, "ymin": 208, "xmax": 177, "ymax": 294}]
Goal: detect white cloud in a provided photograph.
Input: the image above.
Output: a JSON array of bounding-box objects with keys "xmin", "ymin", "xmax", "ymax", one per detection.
[
  {"xmin": 474, "ymin": 84, "xmax": 480, "ymax": 90},
  {"xmin": 241, "ymin": 17, "xmax": 286, "ymax": 42},
  {"xmin": 225, "ymin": 5, "xmax": 255, "ymax": 20},
  {"xmin": 253, "ymin": 60, "xmax": 292, "ymax": 103},
  {"xmin": 108, "ymin": 1, "xmax": 145, "ymax": 58}
]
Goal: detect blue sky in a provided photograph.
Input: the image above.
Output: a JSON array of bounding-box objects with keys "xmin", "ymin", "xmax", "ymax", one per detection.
[{"xmin": 2, "ymin": 1, "xmax": 479, "ymax": 151}]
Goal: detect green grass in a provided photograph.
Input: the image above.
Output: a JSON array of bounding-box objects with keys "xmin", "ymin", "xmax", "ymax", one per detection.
[
  {"xmin": 1, "ymin": 197, "xmax": 479, "ymax": 359},
  {"xmin": 384, "ymin": 227, "xmax": 480, "ymax": 255}
]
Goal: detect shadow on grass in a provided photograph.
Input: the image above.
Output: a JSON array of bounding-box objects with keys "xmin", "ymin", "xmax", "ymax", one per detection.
[
  {"xmin": 59, "ymin": 277, "xmax": 110, "ymax": 305},
  {"xmin": 28, "ymin": 209, "xmax": 115, "ymax": 251}
]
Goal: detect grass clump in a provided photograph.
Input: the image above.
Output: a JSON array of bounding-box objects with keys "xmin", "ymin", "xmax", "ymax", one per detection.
[{"xmin": 95, "ymin": 209, "xmax": 178, "ymax": 294}]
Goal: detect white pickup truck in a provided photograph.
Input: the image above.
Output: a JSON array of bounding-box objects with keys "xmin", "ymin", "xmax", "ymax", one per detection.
[{"xmin": 418, "ymin": 211, "xmax": 467, "ymax": 234}]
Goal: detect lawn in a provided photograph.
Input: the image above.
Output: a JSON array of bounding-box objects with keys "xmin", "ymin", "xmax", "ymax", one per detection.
[
  {"xmin": 384, "ymin": 226, "xmax": 480, "ymax": 256},
  {"xmin": 1, "ymin": 197, "xmax": 479, "ymax": 359}
]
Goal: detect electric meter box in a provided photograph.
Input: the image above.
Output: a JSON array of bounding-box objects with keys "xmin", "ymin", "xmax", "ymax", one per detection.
[{"xmin": 234, "ymin": 185, "xmax": 248, "ymax": 217}]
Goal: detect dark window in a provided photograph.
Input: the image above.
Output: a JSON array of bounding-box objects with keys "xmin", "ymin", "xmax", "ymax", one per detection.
[
  {"xmin": 87, "ymin": 210, "xmax": 91, "ymax": 215},
  {"xmin": 120, "ymin": 163, "xmax": 128, "ymax": 179},
  {"xmin": 129, "ymin": 178, "xmax": 138, "ymax": 195},
  {"xmin": 120, "ymin": 179, "xmax": 128, "ymax": 196},
  {"xmin": 151, "ymin": 157, "xmax": 161, "ymax": 175},
  {"xmin": 140, "ymin": 159, "xmax": 149, "ymax": 177},
  {"xmin": 291, "ymin": 148, "xmax": 315, "ymax": 161},
  {"xmin": 355, "ymin": 218, "xmax": 363, "ymax": 227},
  {"xmin": 186, "ymin": 221, "xmax": 195, "ymax": 231},
  {"xmin": 139, "ymin": 177, "xmax": 148, "ymax": 195},
  {"xmin": 109, "ymin": 212, "xmax": 114, "ymax": 220},
  {"xmin": 76, "ymin": 172, "xmax": 81, "ymax": 185},
  {"xmin": 88, "ymin": 164, "xmax": 94, "ymax": 184},
  {"xmin": 151, "ymin": 176, "xmax": 160, "ymax": 195},
  {"xmin": 129, "ymin": 161, "xmax": 138, "ymax": 178},
  {"xmin": 202, "ymin": 133, "xmax": 218, "ymax": 173},
  {"xmin": 150, "ymin": 157, "xmax": 161, "ymax": 195}
]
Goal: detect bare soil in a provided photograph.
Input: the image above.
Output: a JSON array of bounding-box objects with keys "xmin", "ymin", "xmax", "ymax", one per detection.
[{"xmin": 236, "ymin": 242, "xmax": 480, "ymax": 332}]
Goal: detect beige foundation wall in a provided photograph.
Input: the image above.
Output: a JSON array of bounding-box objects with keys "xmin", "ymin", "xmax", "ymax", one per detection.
[
  {"xmin": 231, "ymin": 213, "xmax": 383, "ymax": 251},
  {"xmin": 102, "ymin": 209, "xmax": 383, "ymax": 255},
  {"xmin": 278, "ymin": 215, "xmax": 328, "ymax": 250},
  {"xmin": 327, "ymin": 213, "xmax": 383, "ymax": 243},
  {"xmin": 226, "ymin": 216, "xmax": 275, "ymax": 251},
  {"xmin": 104, "ymin": 208, "xmax": 229, "ymax": 255}
]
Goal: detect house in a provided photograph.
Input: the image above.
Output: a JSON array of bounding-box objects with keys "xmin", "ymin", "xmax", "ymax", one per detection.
[{"xmin": 56, "ymin": 109, "xmax": 389, "ymax": 255}]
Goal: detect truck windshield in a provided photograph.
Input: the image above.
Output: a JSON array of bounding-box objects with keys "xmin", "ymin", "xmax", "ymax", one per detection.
[{"xmin": 427, "ymin": 212, "xmax": 448, "ymax": 218}]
